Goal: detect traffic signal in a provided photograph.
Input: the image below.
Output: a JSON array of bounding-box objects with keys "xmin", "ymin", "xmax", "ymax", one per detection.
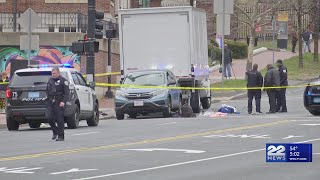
[
  {"xmin": 95, "ymin": 10, "xmax": 104, "ymax": 39},
  {"xmin": 84, "ymin": 41, "xmax": 99, "ymax": 53},
  {"xmin": 71, "ymin": 41, "xmax": 85, "ymax": 55}
]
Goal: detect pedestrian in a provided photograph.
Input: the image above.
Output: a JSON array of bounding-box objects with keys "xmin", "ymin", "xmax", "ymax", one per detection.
[
  {"xmin": 264, "ymin": 64, "xmax": 280, "ymax": 114},
  {"xmin": 302, "ymin": 30, "xmax": 312, "ymax": 53},
  {"xmin": 211, "ymin": 44, "xmax": 216, "ymax": 65},
  {"xmin": 46, "ymin": 67, "xmax": 70, "ymax": 141},
  {"xmin": 245, "ymin": 64, "xmax": 263, "ymax": 115},
  {"xmin": 276, "ymin": 59, "xmax": 288, "ymax": 113},
  {"xmin": 0, "ymin": 71, "xmax": 9, "ymax": 114},
  {"xmin": 291, "ymin": 28, "xmax": 298, "ymax": 53},
  {"xmin": 220, "ymin": 44, "xmax": 232, "ymax": 79}
]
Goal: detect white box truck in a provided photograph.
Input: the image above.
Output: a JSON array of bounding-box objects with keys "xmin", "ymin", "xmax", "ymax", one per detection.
[{"xmin": 118, "ymin": 6, "xmax": 211, "ymax": 113}]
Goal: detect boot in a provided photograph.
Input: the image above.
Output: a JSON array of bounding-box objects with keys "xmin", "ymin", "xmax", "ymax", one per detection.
[
  {"xmin": 56, "ymin": 135, "xmax": 64, "ymax": 141},
  {"xmin": 52, "ymin": 134, "xmax": 57, "ymax": 140}
]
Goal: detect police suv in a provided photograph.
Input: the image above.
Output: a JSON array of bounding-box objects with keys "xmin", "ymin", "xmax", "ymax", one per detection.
[{"xmin": 5, "ymin": 64, "xmax": 99, "ymax": 130}]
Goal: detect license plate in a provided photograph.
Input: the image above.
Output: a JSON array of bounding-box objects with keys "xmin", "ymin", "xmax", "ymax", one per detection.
[
  {"xmin": 134, "ymin": 101, "xmax": 144, "ymax": 107},
  {"xmin": 313, "ymin": 97, "xmax": 320, "ymax": 103},
  {"xmin": 28, "ymin": 92, "xmax": 40, "ymax": 98}
]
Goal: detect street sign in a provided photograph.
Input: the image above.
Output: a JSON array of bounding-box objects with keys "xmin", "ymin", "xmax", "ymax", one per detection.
[
  {"xmin": 216, "ymin": 14, "xmax": 231, "ymax": 36},
  {"xmin": 18, "ymin": 8, "xmax": 41, "ymax": 32},
  {"xmin": 213, "ymin": 0, "xmax": 234, "ymax": 14},
  {"xmin": 20, "ymin": 35, "xmax": 39, "ymax": 50}
]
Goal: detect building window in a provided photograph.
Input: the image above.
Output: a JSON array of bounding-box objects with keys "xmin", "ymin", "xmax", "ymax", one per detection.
[
  {"xmin": 0, "ymin": 0, "xmax": 6, "ymax": 3},
  {"xmin": 139, "ymin": 0, "xmax": 150, "ymax": 7}
]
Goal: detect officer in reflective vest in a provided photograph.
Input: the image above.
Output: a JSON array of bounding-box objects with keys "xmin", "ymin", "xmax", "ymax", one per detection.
[{"xmin": 46, "ymin": 67, "xmax": 69, "ymax": 141}]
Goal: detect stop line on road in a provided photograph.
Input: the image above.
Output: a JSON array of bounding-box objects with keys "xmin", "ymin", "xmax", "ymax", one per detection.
[{"xmin": 0, "ymin": 167, "xmax": 98, "ymax": 175}]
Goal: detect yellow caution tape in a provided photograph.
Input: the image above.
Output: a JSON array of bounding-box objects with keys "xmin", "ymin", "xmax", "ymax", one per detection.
[
  {"xmin": 95, "ymin": 82, "xmax": 316, "ymax": 91},
  {"xmin": 83, "ymin": 72, "xmax": 120, "ymax": 77}
]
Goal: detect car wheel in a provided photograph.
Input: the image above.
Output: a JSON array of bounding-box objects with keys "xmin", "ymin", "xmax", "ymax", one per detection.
[
  {"xmin": 201, "ymin": 97, "xmax": 211, "ymax": 109},
  {"xmin": 67, "ymin": 105, "xmax": 80, "ymax": 129},
  {"xmin": 28, "ymin": 122, "xmax": 41, "ymax": 129},
  {"xmin": 128, "ymin": 113, "xmax": 137, "ymax": 119},
  {"xmin": 191, "ymin": 90, "xmax": 201, "ymax": 113},
  {"xmin": 163, "ymin": 97, "xmax": 172, "ymax": 118},
  {"xmin": 116, "ymin": 112, "xmax": 125, "ymax": 120},
  {"xmin": 308, "ymin": 110, "xmax": 320, "ymax": 116},
  {"xmin": 6, "ymin": 117, "xmax": 19, "ymax": 131},
  {"xmin": 87, "ymin": 103, "xmax": 99, "ymax": 126},
  {"xmin": 177, "ymin": 97, "xmax": 182, "ymax": 115}
]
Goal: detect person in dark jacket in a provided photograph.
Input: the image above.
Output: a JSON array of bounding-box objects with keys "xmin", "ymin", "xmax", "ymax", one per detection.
[
  {"xmin": 276, "ymin": 59, "xmax": 288, "ymax": 112},
  {"xmin": 264, "ymin": 64, "xmax": 280, "ymax": 114},
  {"xmin": 220, "ymin": 44, "xmax": 232, "ymax": 79},
  {"xmin": 302, "ymin": 30, "xmax": 312, "ymax": 53},
  {"xmin": 246, "ymin": 64, "xmax": 263, "ymax": 115},
  {"xmin": 291, "ymin": 28, "xmax": 298, "ymax": 53},
  {"xmin": 46, "ymin": 67, "xmax": 70, "ymax": 141}
]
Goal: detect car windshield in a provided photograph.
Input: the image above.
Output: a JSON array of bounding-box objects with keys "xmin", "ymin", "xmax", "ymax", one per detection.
[
  {"xmin": 11, "ymin": 71, "xmax": 68, "ymax": 86},
  {"xmin": 123, "ymin": 72, "xmax": 165, "ymax": 86}
]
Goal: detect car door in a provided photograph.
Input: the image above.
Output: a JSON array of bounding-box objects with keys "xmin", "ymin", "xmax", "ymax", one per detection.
[
  {"xmin": 167, "ymin": 72, "xmax": 180, "ymax": 108},
  {"xmin": 76, "ymin": 72, "xmax": 93, "ymax": 111},
  {"xmin": 71, "ymin": 72, "xmax": 89, "ymax": 111}
]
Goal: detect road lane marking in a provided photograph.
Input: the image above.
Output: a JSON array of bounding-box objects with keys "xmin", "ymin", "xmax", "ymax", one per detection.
[
  {"xmin": 282, "ymin": 135, "xmax": 303, "ymax": 139},
  {"xmin": 1, "ymin": 167, "xmax": 43, "ymax": 174},
  {"xmin": 314, "ymin": 153, "xmax": 320, "ymax": 155},
  {"xmin": 122, "ymin": 148, "xmax": 205, "ymax": 154},
  {"xmin": 71, "ymin": 132, "xmax": 99, "ymax": 136},
  {"xmin": 0, "ymin": 131, "xmax": 7, "ymax": 134},
  {"xmin": 299, "ymin": 124, "xmax": 320, "ymax": 126},
  {"xmin": 51, "ymin": 168, "xmax": 98, "ymax": 175},
  {"xmin": 0, "ymin": 120, "xmax": 291, "ymax": 162},
  {"xmin": 74, "ymin": 137, "xmax": 320, "ymax": 180},
  {"xmin": 157, "ymin": 122, "xmax": 177, "ymax": 126},
  {"xmin": 204, "ymin": 134, "xmax": 270, "ymax": 139}
]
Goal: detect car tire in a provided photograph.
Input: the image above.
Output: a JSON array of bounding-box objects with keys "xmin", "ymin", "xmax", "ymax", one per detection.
[
  {"xmin": 308, "ymin": 110, "xmax": 320, "ymax": 116},
  {"xmin": 87, "ymin": 103, "xmax": 99, "ymax": 126},
  {"xmin": 28, "ymin": 122, "xmax": 41, "ymax": 129},
  {"xmin": 116, "ymin": 112, "xmax": 124, "ymax": 120},
  {"xmin": 128, "ymin": 113, "xmax": 137, "ymax": 119},
  {"xmin": 191, "ymin": 90, "xmax": 201, "ymax": 113},
  {"xmin": 201, "ymin": 97, "xmax": 211, "ymax": 109},
  {"xmin": 7, "ymin": 117, "xmax": 19, "ymax": 131},
  {"xmin": 163, "ymin": 97, "xmax": 172, "ymax": 118},
  {"xmin": 67, "ymin": 105, "xmax": 80, "ymax": 129}
]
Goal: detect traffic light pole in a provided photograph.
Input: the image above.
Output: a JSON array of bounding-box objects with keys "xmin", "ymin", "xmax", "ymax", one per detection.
[
  {"xmin": 87, "ymin": 0, "xmax": 96, "ymax": 85},
  {"xmin": 105, "ymin": 37, "xmax": 113, "ymax": 98}
]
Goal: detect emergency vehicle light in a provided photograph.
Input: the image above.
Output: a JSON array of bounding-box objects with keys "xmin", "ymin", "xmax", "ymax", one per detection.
[{"xmin": 28, "ymin": 64, "xmax": 74, "ymax": 68}]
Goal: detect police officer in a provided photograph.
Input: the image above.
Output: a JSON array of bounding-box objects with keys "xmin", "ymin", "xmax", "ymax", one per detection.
[
  {"xmin": 276, "ymin": 59, "xmax": 288, "ymax": 113},
  {"xmin": 46, "ymin": 67, "xmax": 69, "ymax": 141},
  {"xmin": 264, "ymin": 64, "xmax": 280, "ymax": 114},
  {"xmin": 246, "ymin": 64, "xmax": 263, "ymax": 115}
]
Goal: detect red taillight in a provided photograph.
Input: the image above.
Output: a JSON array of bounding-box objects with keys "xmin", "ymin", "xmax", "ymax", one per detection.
[{"xmin": 5, "ymin": 88, "xmax": 11, "ymax": 98}]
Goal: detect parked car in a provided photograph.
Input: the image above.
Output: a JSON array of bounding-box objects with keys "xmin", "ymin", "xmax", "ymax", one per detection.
[
  {"xmin": 5, "ymin": 64, "xmax": 99, "ymax": 130},
  {"xmin": 304, "ymin": 81, "xmax": 320, "ymax": 115},
  {"xmin": 114, "ymin": 69, "xmax": 182, "ymax": 120}
]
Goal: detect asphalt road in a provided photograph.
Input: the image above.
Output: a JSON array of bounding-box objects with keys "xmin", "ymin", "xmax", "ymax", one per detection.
[{"xmin": 0, "ymin": 87, "xmax": 319, "ymax": 180}]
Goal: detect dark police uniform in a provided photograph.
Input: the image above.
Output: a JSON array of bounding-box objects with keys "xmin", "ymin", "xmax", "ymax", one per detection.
[
  {"xmin": 46, "ymin": 76, "xmax": 69, "ymax": 140},
  {"xmin": 246, "ymin": 69, "xmax": 263, "ymax": 114},
  {"xmin": 264, "ymin": 66, "xmax": 280, "ymax": 113},
  {"xmin": 277, "ymin": 64, "xmax": 288, "ymax": 112}
]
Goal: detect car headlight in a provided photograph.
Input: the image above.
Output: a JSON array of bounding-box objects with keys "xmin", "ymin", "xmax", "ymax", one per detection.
[
  {"xmin": 152, "ymin": 89, "xmax": 167, "ymax": 96},
  {"xmin": 116, "ymin": 91, "xmax": 127, "ymax": 97}
]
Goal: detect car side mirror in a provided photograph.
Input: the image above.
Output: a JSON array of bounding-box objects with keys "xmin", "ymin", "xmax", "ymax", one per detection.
[{"xmin": 89, "ymin": 82, "xmax": 95, "ymax": 89}]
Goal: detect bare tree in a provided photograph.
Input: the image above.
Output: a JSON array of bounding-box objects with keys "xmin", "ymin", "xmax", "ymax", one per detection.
[
  {"xmin": 234, "ymin": 0, "xmax": 284, "ymax": 71},
  {"xmin": 285, "ymin": 0, "xmax": 313, "ymax": 68},
  {"xmin": 311, "ymin": 0, "xmax": 320, "ymax": 62}
]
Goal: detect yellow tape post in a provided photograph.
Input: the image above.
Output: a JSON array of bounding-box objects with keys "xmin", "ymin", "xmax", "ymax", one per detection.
[{"xmin": 95, "ymin": 83, "xmax": 316, "ymax": 91}]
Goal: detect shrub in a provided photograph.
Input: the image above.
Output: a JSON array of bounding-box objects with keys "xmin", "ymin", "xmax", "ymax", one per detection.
[{"xmin": 208, "ymin": 39, "xmax": 248, "ymax": 60}]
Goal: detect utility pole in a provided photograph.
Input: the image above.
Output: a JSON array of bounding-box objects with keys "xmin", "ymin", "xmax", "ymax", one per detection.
[
  {"xmin": 13, "ymin": 0, "xmax": 17, "ymax": 32},
  {"xmin": 87, "ymin": 0, "xmax": 96, "ymax": 85}
]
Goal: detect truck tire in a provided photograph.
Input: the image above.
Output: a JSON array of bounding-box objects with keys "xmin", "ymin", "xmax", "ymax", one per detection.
[
  {"xmin": 66, "ymin": 105, "xmax": 80, "ymax": 129},
  {"xmin": 87, "ymin": 102, "xmax": 100, "ymax": 126},
  {"xmin": 29, "ymin": 122, "xmax": 41, "ymax": 129},
  {"xmin": 163, "ymin": 97, "xmax": 172, "ymax": 117},
  {"xmin": 201, "ymin": 97, "xmax": 211, "ymax": 109},
  {"xmin": 7, "ymin": 117, "xmax": 19, "ymax": 131},
  {"xmin": 191, "ymin": 90, "xmax": 201, "ymax": 113},
  {"xmin": 116, "ymin": 112, "xmax": 125, "ymax": 120}
]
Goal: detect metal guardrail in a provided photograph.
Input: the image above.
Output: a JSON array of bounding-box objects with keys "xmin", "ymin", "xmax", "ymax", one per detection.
[{"xmin": 0, "ymin": 12, "xmax": 118, "ymax": 38}]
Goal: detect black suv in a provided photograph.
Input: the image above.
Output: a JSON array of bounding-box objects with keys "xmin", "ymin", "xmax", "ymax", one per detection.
[{"xmin": 5, "ymin": 65, "xmax": 100, "ymax": 130}]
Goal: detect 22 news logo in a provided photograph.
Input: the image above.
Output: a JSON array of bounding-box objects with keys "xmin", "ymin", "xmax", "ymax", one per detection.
[{"xmin": 266, "ymin": 144, "xmax": 286, "ymax": 162}]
